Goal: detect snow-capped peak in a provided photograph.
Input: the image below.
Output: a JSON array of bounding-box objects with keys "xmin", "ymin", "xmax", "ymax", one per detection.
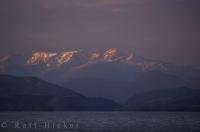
[
  {"xmin": 0, "ymin": 55, "xmax": 10, "ymax": 63},
  {"xmin": 126, "ymin": 53, "xmax": 134, "ymax": 62},
  {"xmin": 26, "ymin": 50, "xmax": 78, "ymax": 67},
  {"xmin": 57, "ymin": 51, "xmax": 78, "ymax": 64},
  {"xmin": 103, "ymin": 48, "xmax": 118, "ymax": 59},
  {"xmin": 27, "ymin": 52, "xmax": 57, "ymax": 65},
  {"xmin": 89, "ymin": 53, "xmax": 101, "ymax": 61}
]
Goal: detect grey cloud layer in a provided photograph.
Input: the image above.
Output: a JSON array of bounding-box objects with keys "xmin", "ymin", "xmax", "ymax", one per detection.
[{"xmin": 0, "ymin": 0, "xmax": 200, "ymax": 65}]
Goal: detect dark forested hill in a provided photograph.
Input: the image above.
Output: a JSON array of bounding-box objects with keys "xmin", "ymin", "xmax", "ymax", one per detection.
[
  {"xmin": 123, "ymin": 87, "xmax": 200, "ymax": 111},
  {"xmin": 0, "ymin": 75, "xmax": 120, "ymax": 111}
]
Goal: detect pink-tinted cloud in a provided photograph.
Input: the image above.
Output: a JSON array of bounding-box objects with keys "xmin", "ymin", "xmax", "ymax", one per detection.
[{"xmin": 35, "ymin": 0, "xmax": 151, "ymax": 9}]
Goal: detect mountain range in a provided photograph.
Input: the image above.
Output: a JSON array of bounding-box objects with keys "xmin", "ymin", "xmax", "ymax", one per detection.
[
  {"xmin": 0, "ymin": 48, "xmax": 200, "ymax": 102},
  {"xmin": 0, "ymin": 74, "xmax": 200, "ymax": 111}
]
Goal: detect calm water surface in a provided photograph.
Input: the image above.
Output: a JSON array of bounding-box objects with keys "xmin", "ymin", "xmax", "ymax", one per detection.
[{"xmin": 0, "ymin": 112, "xmax": 200, "ymax": 132}]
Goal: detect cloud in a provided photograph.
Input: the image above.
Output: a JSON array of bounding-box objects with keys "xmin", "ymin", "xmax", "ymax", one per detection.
[
  {"xmin": 0, "ymin": 0, "xmax": 190, "ymax": 11},
  {"xmin": 27, "ymin": 0, "xmax": 151, "ymax": 14},
  {"xmin": 0, "ymin": 0, "xmax": 187, "ymax": 14},
  {"xmin": 34, "ymin": 0, "xmax": 150, "ymax": 9}
]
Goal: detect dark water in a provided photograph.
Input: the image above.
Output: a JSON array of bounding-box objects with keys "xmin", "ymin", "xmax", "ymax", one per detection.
[{"xmin": 0, "ymin": 112, "xmax": 200, "ymax": 132}]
